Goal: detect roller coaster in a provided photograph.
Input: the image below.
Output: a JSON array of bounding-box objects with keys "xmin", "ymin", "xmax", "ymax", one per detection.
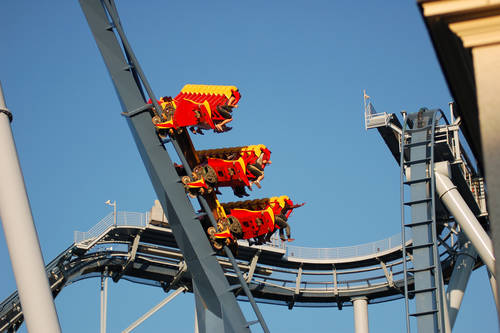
[{"xmin": 0, "ymin": 1, "xmax": 496, "ymax": 332}]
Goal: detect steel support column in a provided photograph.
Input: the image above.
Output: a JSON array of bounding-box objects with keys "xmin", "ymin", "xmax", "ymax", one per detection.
[
  {"xmin": 446, "ymin": 234, "xmax": 477, "ymax": 329},
  {"xmin": 352, "ymin": 297, "xmax": 369, "ymax": 333},
  {"xmin": 100, "ymin": 272, "xmax": 108, "ymax": 333},
  {"xmin": 0, "ymin": 82, "xmax": 62, "ymax": 333},
  {"xmin": 194, "ymin": 282, "xmax": 224, "ymax": 333}
]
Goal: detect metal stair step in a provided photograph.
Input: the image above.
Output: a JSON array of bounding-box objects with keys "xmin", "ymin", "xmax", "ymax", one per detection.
[
  {"xmin": 404, "ymin": 157, "xmax": 431, "ymax": 165},
  {"xmin": 409, "ymin": 309, "xmax": 438, "ymax": 317},
  {"xmin": 404, "ymin": 219, "xmax": 433, "ymax": 227},
  {"xmin": 404, "ymin": 140, "xmax": 431, "ymax": 148},
  {"xmin": 403, "ymin": 177, "xmax": 431, "ymax": 185},
  {"xmin": 408, "ymin": 265, "xmax": 436, "ymax": 273},
  {"xmin": 409, "ymin": 287, "xmax": 436, "ymax": 295},
  {"xmin": 404, "ymin": 198, "xmax": 432, "ymax": 206},
  {"xmin": 405, "ymin": 242, "xmax": 434, "ymax": 251}
]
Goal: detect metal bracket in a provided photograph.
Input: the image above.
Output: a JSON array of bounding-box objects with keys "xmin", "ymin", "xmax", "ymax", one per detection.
[
  {"xmin": 288, "ymin": 264, "xmax": 303, "ymax": 310},
  {"xmin": 438, "ymin": 235, "xmax": 456, "ymax": 257},
  {"xmin": 332, "ymin": 264, "xmax": 339, "ymax": 296},
  {"xmin": 379, "ymin": 260, "xmax": 395, "ymax": 288},
  {"xmin": 163, "ymin": 260, "xmax": 188, "ymax": 293},
  {"xmin": 245, "ymin": 250, "xmax": 261, "ymax": 283},
  {"xmin": 235, "ymin": 250, "xmax": 261, "ymax": 296},
  {"xmin": 120, "ymin": 103, "xmax": 153, "ymax": 118},
  {"xmin": 113, "ymin": 232, "xmax": 141, "ymax": 282}
]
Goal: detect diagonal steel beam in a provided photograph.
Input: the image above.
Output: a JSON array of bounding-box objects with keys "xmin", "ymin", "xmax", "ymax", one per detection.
[{"xmin": 78, "ymin": 1, "xmax": 250, "ymax": 331}]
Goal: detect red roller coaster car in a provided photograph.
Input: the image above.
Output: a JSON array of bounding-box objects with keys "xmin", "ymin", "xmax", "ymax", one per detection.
[
  {"xmin": 150, "ymin": 84, "xmax": 241, "ymax": 135},
  {"xmin": 207, "ymin": 196, "xmax": 304, "ymax": 250},
  {"xmin": 179, "ymin": 145, "xmax": 272, "ymax": 197}
]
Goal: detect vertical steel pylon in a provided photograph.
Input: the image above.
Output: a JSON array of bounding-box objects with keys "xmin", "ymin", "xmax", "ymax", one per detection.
[
  {"xmin": 400, "ymin": 109, "xmax": 446, "ymax": 333},
  {"xmin": 78, "ymin": 1, "xmax": 260, "ymax": 331}
]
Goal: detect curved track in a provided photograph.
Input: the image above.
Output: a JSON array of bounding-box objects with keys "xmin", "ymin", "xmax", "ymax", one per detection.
[{"xmin": 0, "ymin": 209, "xmax": 461, "ymax": 332}]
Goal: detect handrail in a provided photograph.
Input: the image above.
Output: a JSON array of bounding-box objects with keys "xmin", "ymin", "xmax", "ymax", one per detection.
[
  {"xmin": 75, "ymin": 212, "xmax": 409, "ymax": 261},
  {"xmin": 74, "ymin": 211, "xmax": 149, "ymax": 244}
]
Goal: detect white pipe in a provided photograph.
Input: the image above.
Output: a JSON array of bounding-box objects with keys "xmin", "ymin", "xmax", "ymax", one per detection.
[
  {"xmin": 0, "ymin": 81, "xmax": 62, "ymax": 333},
  {"xmin": 104, "ymin": 275, "xmax": 108, "ymax": 333},
  {"xmin": 440, "ymin": 272, "xmax": 452, "ymax": 333},
  {"xmin": 435, "ymin": 162, "xmax": 495, "ymax": 276},
  {"xmin": 446, "ymin": 236, "xmax": 477, "ymax": 329},
  {"xmin": 352, "ymin": 297, "xmax": 369, "ymax": 333},
  {"xmin": 100, "ymin": 274, "xmax": 107, "ymax": 333}
]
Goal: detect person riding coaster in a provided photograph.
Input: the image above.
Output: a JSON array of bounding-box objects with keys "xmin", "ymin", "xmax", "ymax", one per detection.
[
  {"xmin": 207, "ymin": 196, "xmax": 304, "ymax": 251},
  {"xmin": 178, "ymin": 145, "xmax": 272, "ymax": 198},
  {"xmin": 150, "ymin": 84, "xmax": 241, "ymax": 136}
]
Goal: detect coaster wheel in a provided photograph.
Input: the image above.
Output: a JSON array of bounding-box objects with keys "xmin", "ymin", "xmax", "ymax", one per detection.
[
  {"xmin": 193, "ymin": 165, "xmax": 204, "ymax": 180},
  {"xmin": 152, "ymin": 115, "xmax": 162, "ymax": 125},
  {"xmin": 207, "ymin": 227, "xmax": 223, "ymax": 250},
  {"xmin": 228, "ymin": 216, "xmax": 243, "ymax": 237},
  {"xmin": 181, "ymin": 176, "xmax": 192, "ymax": 185},
  {"xmin": 203, "ymin": 165, "xmax": 217, "ymax": 185}
]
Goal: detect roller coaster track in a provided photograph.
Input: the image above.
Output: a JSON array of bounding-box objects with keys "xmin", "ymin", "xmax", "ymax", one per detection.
[{"xmin": 0, "ymin": 207, "xmax": 461, "ymax": 332}]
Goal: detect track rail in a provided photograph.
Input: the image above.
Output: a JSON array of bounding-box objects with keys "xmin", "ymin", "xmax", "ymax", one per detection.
[{"xmin": 0, "ymin": 210, "xmax": 460, "ymax": 332}]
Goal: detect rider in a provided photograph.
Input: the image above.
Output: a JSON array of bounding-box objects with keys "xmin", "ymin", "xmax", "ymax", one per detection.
[
  {"xmin": 214, "ymin": 94, "xmax": 239, "ymax": 132},
  {"xmin": 247, "ymin": 152, "xmax": 271, "ymax": 189}
]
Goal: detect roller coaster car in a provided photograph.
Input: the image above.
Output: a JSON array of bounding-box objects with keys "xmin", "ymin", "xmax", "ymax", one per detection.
[
  {"xmin": 150, "ymin": 84, "xmax": 241, "ymax": 135},
  {"xmin": 207, "ymin": 196, "xmax": 304, "ymax": 251},
  {"xmin": 180, "ymin": 145, "xmax": 272, "ymax": 197}
]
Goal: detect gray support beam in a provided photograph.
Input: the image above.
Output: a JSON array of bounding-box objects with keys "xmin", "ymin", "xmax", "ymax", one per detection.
[
  {"xmin": 446, "ymin": 235, "xmax": 477, "ymax": 329},
  {"xmin": 435, "ymin": 162, "xmax": 495, "ymax": 275},
  {"xmin": 0, "ymin": 81, "xmax": 62, "ymax": 333},
  {"xmin": 352, "ymin": 297, "xmax": 369, "ymax": 333},
  {"xmin": 78, "ymin": 1, "xmax": 250, "ymax": 332},
  {"xmin": 122, "ymin": 286, "xmax": 187, "ymax": 333},
  {"xmin": 194, "ymin": 282, "xmax": 224, "ymax": 333}
]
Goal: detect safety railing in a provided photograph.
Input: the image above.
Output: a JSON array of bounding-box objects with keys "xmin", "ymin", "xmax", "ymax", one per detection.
[
  {"xmin": 75, "ymin": 211, "xmax": 409, "ymax": 261},
  {"xmin": 364, "ymin": 101, "xmax": 390, "ymax": 130},
  {"xmin": 74, "ymin": 211, "xmax": 149, "ymax": 244},
  {"xmin": 285, "ymin": 233, "xmax": 404, "ymax": 260}
]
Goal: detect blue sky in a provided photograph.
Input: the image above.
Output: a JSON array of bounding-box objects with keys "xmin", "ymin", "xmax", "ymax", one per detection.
[{"xmin": 0, "ymin": 0, "xmax": 497, "ymax": 332}]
